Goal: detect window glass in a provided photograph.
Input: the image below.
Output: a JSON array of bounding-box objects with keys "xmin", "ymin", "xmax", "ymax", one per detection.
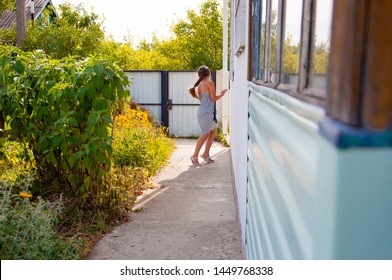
[
  {"xmin": 269, "ymin": 0, "xmax": 279, "ymax": 84},
  {"xmin": 282, "ymin": 0, "xmax": 303, "ymax": 86},
  {"xmin": 311, "ymin": 0, "xmax": 333, "ymax": 89},
  {"xmin": 260, "ymin": 0, "xmax": 267, "ymax": 81}
]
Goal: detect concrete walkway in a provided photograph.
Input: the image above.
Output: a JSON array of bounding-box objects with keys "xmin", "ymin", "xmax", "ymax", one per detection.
[{"xmin": 88, "ymin": 139, "xmax": 243, "ymax": 260}]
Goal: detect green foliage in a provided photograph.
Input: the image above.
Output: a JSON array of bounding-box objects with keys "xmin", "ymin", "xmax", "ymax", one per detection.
[
  {"xmin": 1, "ymin": 1, "xmax": 225, "ymax": 71},
  {"xmin": 104, "ymin": 166, "xmax": 149, "ymax": 207},
  {"xmin": 169, "ymin": 0, "xmax": 224, "ymax": 69},
  {"xmin": 0, "ymin": 0, "xmax": 17, "ymax": 45},
  {"xmin": 22, "ymin": 3, "xmax": 105, "ymax": 59},
  {"xmin": 100, "ymin": 38, "xmax": 182, "ymax": 71},
  {"xmin": 313, "ymin": 38, "xmax": 330, "ymax": 74},
  {"xmin": 101, "ymin": 0, "xmax": 224, "ymax": 70},
  {"xmin": 0, "ymin": 182, "xmax": 80, "ymax": 260},
  {"xmin": 264, "ymin": 10, "xmax": 330, "ymax": 76},
  {"xmin": 113, "ymin": 127, "xmax": 173, "ymax": 176},
  {"xmin": 0, "ymin": 45, "xmax": 130, "ymax": 208},
  {"xmin": 0, "ymin": 138, "xmax": 33, "ymax": 182},
  {"xmin": 283, "ymin": 34, "xmax": 300, "ymax": 73},
  {"xmin": 112, "ymin": 107, "xmax": 175, "ymax": 176},
  {"xmin": 216, "ymin": 127, "xmax": 229, "ymax": 147},
  {"xmin": 100, "ymin": 40, "xmax": 135, "ymax": 70},
  {"xmin": 0, "ymin": 0, "xmax": 14, "ymax": 16},
  {"xmin": 0, "ymin": 27, "xmax": 16, "ymax": 46}
]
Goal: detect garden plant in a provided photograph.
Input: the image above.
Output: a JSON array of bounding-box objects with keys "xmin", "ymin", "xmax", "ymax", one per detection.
[{"xmin": 0, "ymin": 45, "xmax": 174, "ymax": 259}]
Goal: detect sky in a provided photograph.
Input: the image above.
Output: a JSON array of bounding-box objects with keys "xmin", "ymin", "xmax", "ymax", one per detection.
[
  {"xmin": 51, "ymin": 0, "xmax": 208, "ymax": 44},
  {"xmin": 49, "ymin": 0, "xmax": 332, "ymax": 45},
  {"xmin": 273, "ymin": 0, "xmax": 333, "ymax": 43}
]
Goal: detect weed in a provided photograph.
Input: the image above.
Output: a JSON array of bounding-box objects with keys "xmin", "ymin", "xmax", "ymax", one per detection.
[
  {"xmin": 132, "ymin": 207, "xmax": 144, "ymax": 213},
  {"xmin": 0, "ymin": 181, "xmax": 81, "ymax": 260},
  {"xmin": 216, "ymin": 127, "xmax": 229, "ymax": 147}
]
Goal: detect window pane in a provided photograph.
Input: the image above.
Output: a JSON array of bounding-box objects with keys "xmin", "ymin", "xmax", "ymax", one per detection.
[
  {"xmin": 282, "ymin": 0, "xmax": 303, "ymax": 86},
  {"xmin": 269, "ymin": 0, "xmax": 279, "ymax": 83},
  {"xmin": 311, "ymin": 0, "xmax": 333, "ymax": 89},
  {"xmin": 260, "ymin": 0, "xmax": 267, "ymax": 81}
]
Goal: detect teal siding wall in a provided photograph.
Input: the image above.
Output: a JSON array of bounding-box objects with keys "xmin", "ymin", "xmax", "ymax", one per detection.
[
  {"xmin": 246, "ymin": 84, "xmax": 324, "ymax": 259},
  {"xmin": 315, "ymin": 144, "xmax": 392, "ymax": 259},
  {"xmin": 245, "ymin": 83, "xmax": 392, "ymax": 259}
]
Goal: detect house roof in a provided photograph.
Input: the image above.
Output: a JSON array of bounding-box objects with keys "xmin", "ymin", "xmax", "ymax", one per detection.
[{"xmin": 0, "ymin": 0, "xmax": 55, "ymax": 30}]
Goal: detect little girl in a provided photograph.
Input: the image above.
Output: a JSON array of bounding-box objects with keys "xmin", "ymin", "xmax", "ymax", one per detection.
[{"xmin": 188, "ymin": 65, "xmax": 228, "ymax": 166}]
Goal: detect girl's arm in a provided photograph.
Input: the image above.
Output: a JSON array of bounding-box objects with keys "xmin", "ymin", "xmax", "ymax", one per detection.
[{"xmin": 208, "ymin": 80, "xmax": 228, "ymax": 101}]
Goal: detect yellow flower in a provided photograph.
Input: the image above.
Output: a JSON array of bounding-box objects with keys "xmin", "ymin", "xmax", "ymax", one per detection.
[
  {"xmin": 19, "ymin": 192, "xmax": 32, "ymax": 199},
  {"xmin": 85, "ymin": 246, "xmax": 91, "ymax": 254}
]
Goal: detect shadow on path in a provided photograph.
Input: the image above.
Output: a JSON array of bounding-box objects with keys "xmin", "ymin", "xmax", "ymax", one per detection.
[{"xmin": 88, "ymin": 139, "xmax": 243, "ymax": 260}]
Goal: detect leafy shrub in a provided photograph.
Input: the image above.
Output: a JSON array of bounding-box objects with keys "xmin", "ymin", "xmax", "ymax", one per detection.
[
  {"xmin": 0, "ymin": 46, "xmax": 175, "ymax": 249},
  {"xmin": 0, "ymin": 138, "xmax": 33, "ymax": 182},
  {"xmin": 112, "ymin": 107, "xmax": 175, "ymax": 176},
  {"xmin": 103, "ymin": 166, "xmax": 149, "ymax": 209},
  {"xmin": 0, "ymin": 180, "xmax": 80, "ymax": 260},
  {"xmin": 0, "ymin": 45, "xmax": 130, "ymax": 208}
]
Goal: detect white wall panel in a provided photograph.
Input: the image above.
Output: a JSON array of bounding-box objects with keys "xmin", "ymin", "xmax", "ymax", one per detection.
[
  {"xmin": 169, "ymin": 106, "xmax": 200, "ymax": 137},
  {"xmin": 126, "ymin": 72, "xmax": 161, "ymax": 104},
  {"xmin": 168, "ymin": 72, "xmax": 199, "ymax": 105},
  {"xmin": 229, "ymin": 54, "xmax": 250, "ymax": 248},
  {"xmin": 168, "ymin": 72, "xmax": 200, "ymax": 137}
]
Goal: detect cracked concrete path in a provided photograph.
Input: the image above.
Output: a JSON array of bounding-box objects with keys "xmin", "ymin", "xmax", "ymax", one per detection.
[{"xmin": 88, "ymin": 138, "xmax": 243, "ymax": 260}]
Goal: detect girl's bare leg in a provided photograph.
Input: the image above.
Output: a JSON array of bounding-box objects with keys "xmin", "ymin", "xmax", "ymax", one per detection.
[
  {"xmin": 202, "ymin": 128, "xmax": 217, "ymax": 157},
  {"xmin": 192, "ymin": 133, "xmax": 209, "ymax": 158}
]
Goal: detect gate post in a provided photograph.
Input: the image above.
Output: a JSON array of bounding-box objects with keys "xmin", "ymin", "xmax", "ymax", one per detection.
[
  {"xmin": 161, "ymin": 71, "xmax": 169, "ymax": 127},
  {"xmin": 211, "ymin": 70, "xmax": 217, "ymax": 84}
]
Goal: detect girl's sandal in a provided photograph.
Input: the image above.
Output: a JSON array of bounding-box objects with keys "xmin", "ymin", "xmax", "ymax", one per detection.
[
  {"xmin": 191, "ymin": 156, "xmax": 201, "ymax": 167},
  {"xmin": 201, "ymin": 154, "xmax": 214, "ymax": 163}
]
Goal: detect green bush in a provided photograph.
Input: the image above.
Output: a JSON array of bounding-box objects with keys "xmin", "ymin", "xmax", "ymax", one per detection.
[
  {"xmin": 0, "ymin": 181, "xmax": 80, "ymax": 260},
  {"xmin": 0, "ymin": 46, "xmax": 175, "ymax": 248},
  {"xmin": 104, "ymin": 166, "xmax": 149, "ymax": 207},
  {"xmin": 112, "ymin": 108, "xmax": 175, "ymax": 176},
  {"xmin": 0, "ymin": 45, "xmax": 130, "ymax": 208},
  {"xmin": 0, "ymin": 138, "xmax": 33, "ymax": 182}
]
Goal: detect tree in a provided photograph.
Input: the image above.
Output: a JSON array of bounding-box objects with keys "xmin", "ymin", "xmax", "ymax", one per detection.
[
  {"xmin": 114, "ymin": 0, "xmax": 225, "ymax": 71},
  {"xmin": 264, "ymin": 10, "xmax": 329, "ymax": 76},
  {"xmin": 313, "ymin": 37, "xmax": 329, "ymax": 74},
  {"xmin": 1, "ymin": 1, "xmax": 226, "ymax": 71},
  {"xmin": 0, "ymin": 0, "xmax": 16, "ymax": 45},
  {"xmin": 0, "ymin": 0, "xmax": 14, "ymax": 16},
  {"xmin": 22, "ymin": 3, "xmax": 105, "ymax": 58},
  {"xmin": 100, "ymin": 39, "xmax": 135, "ymax": 70},
  {"xmin": 167, "ymin": 0, "xmax": 224, "ymax": 70}
]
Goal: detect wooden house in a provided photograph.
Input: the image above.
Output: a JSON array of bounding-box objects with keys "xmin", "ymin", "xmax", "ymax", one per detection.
[
  {"xmin": 0, "ymin": 0, "xmax": 56, "ymax": 30},
  {"xmin": 229, "ymin": 0, "xmax": 392, "ymax": 259}
]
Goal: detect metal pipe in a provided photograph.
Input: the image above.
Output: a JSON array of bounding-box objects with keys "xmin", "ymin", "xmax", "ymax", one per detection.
[{"xmin": 30, "ymin": 0, "xmax": 35, "ymax": 21}]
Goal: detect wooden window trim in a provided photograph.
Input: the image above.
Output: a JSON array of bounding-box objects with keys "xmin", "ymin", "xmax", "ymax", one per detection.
[
  {"xmin": 298, "ymin": 0, "xmax": 312, "ymax": 92},
  {"xmin": 327, "ymin": 0, "xmax": 367, "ymax": 126},
  {"xmin": 328, "ymin": 0, "xmax": 392, "ymax": 130}
]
